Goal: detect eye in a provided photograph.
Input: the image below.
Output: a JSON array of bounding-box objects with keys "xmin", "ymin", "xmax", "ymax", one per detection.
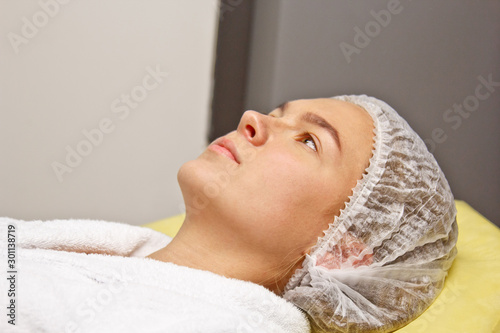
[{"xmin": 300, "ymin": 133, "xmax": 317, "ymax": 152}]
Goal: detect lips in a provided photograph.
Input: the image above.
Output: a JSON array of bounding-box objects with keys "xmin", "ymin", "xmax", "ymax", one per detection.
[{"xmin": 209, "ymin": 137, "xmax": 240, "ymax": 164}]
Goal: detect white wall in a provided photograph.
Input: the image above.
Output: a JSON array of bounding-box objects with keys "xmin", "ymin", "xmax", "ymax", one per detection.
[{"xmin": 0, "ymin": 0, "xmax": 219, "ymax": 225}]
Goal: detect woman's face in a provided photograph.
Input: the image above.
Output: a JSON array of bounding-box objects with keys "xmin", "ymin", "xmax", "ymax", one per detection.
[{"xmin": 178, "ymin": 98, "xmax": 374, "ymax": 265}]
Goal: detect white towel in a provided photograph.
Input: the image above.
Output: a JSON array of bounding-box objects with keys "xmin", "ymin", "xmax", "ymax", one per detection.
[{"xmin": 0, "ymin": 217, "xmax": 310, "ymax": 333}]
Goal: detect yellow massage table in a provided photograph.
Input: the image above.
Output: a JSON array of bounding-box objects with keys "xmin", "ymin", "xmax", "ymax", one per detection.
[{"xmin": 143, "ymin": 200, "xmax": 500, "ymax": 332}]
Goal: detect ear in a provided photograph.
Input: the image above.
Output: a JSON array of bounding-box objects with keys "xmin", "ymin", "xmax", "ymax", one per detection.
[{"xmin": 316, "ymin": 232, "xmax": 373, "ymax": 269}]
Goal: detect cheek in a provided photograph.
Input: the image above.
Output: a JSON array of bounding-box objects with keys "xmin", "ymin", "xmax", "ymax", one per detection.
[
  {"xmin": 216, "ymin": 149, "xmax": 347, "ymax": 255},
  {"xmin": 262, "ymin": 153, "xmax": 336, "ymax": 206},
  {"xmin": 247, "ymin": 152, "xmax": 320, "ymax": 201},
  {"xmin": 240, "ymin": 152, "xmax": 335, "ymax": 236}
]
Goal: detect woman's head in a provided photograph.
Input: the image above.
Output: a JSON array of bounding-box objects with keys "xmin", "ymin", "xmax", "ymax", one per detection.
[
  {"xmin": 177, "ymin": 95, "xmax": 457, "ymax": 332},
  {"xmin": 283, "ymin": 95, "xmax": 458, "ymax": 332},
  {"xmin": 177, "ymin": 98, "xmax": 374, "ymax": 288}
]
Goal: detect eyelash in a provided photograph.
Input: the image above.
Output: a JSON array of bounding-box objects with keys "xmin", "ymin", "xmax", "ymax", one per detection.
[
  {"xmin": 298, "ymin": 132, "xmax": 318, "ymax": 152},
  {"xmin": 268, "ymin": 114, "xmax": 318, "ymax": 152}
]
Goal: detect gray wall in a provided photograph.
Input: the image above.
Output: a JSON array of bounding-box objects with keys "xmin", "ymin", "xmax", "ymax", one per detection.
[{"xmin": 244, "ymin": 0, "xmax": 500, "ymax": 225}]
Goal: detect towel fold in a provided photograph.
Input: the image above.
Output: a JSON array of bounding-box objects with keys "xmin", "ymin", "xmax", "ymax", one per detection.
[
  {"xmin": 7, "ymin": 217, "xmax": 170, "ymax": 257},
  {"xmin": 0, "ymin": 217, "xmax": 310, "ymax": 333}
]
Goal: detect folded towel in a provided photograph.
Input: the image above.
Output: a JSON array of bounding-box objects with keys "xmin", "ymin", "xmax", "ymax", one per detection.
[
  {"xmin": 0, "ymin": 217, "xmax": 310, "ymax": 333},
  {"xmin": 7, "ymin": 217, "xmax": 169, "ymax": 257}
]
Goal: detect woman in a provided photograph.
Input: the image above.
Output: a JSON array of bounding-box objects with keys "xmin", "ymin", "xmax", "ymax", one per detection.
[
  {"xmin": 147, "ymin": 95, "xmax": 458, "ymax": 332},
  {"xmin": 148, "ymin": 96, "xmax": 375, "ymax": 293},
  {"xmin": 2, "ymin": 95, "xmax": 457, "ymax": 333}
]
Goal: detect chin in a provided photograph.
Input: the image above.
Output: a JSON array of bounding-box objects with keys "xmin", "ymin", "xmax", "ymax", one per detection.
[
  {"xmin": 177, "ymin": 158, "xmax": 220, "ymax": 214},
  {"xmin": 178, "ymin": 159, "xmax": 203, "ymax": 196}
]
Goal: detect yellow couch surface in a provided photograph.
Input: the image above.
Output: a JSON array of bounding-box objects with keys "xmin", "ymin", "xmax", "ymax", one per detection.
[{"xmin": 143, "ymin": 200, "xmax": 500, "ymax": 332}]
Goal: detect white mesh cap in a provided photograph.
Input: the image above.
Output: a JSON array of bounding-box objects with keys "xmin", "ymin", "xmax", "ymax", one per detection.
[{"xmin": 283, "ymin": 95, "xmax": 458, "ymax": 333}]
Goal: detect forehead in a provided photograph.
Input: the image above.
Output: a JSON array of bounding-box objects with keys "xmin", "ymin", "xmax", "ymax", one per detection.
[
  {"xmin": 273, "ymin": 98, "xmax": 374, "ymax": 147},
  {"xmin": 276, "ymin": 98, "xmax": 369, "ymax": 120}
]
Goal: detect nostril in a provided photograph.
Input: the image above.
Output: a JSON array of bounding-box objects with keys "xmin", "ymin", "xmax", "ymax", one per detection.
[{"xmin": 245, "ymin": 124, "xmax": 256, "ymax": 138}]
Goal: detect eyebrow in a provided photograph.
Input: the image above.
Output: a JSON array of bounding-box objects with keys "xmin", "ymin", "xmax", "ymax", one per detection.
[{"xmin": 277, "ymin": 101, "xmax": 342, "ymax": 151}]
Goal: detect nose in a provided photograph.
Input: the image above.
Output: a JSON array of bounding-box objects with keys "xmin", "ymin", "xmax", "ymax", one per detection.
[{"xmin": 237, "ymin": 110, "xmax": 269, "ymax": 146}]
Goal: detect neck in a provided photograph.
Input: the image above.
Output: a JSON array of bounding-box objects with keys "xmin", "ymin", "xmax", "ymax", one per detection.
[{"xmin": 146, "ymin": 213, "xmax": 302, "ymax": 294}]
